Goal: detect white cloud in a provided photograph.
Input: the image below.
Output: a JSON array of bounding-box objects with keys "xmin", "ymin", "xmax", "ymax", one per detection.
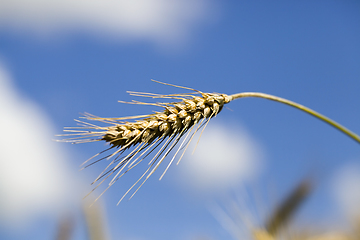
[
  {"xmin": 177, "ymin": 122, "xmax": 263, "ymax": 194},
  {"xmin": 332, "ymin": 162, "xmax": 360, "ymax": 218},
  {"xmin": 0, "ymin": 0, "xmax": 215, "ymax": 45},
  {"xmin": 0, "ymin": 63, "xmax": 78, "ymax": 227}
]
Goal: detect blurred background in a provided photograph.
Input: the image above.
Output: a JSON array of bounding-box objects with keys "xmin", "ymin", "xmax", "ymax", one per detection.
[{"xmin": 0, "ymin": 0, "xmax": 360, "ymax": 239}]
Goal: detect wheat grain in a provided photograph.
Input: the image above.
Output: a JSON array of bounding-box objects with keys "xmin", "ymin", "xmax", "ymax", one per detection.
[
  {"xmin": 59, "ymin": 80, "xmax": 360, "ymax": 204},
  {"xmin": 60, "ymin": 80, "xmax": 231, "ymax": 203}
]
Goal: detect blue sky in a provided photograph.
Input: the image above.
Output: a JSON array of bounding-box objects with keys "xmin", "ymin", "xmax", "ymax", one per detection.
[{"xmin": 1, "ymin": 1, "xmax": 360, "ymax": 239}]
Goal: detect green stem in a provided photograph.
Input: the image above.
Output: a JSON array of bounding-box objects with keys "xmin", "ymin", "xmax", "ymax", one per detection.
[{"xmin": 230, "ymin": 92, "xmax": 360, "ymax": 144}]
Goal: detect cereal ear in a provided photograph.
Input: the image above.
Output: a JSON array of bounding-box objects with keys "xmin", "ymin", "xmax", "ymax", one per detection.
[
  {"xmin": 58, "ymin": 80, "xmax": 360, "ymax": 205},
  {"xmin": 60, "ymin": 81, "xmax": 231, "ymax": 204}
]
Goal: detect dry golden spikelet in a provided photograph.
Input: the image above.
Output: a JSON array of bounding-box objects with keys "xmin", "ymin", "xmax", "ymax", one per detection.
[{"xmin": 59, "ymin": 80, "xmax": 360, "ymax": 204}]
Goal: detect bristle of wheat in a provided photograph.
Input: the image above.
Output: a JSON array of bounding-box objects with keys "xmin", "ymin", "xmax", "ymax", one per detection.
[{"xmin": 61, "ymin": 85, "xmax": 231, "ymax": 203}]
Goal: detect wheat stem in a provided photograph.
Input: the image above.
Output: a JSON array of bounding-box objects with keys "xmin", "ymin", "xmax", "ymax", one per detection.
[{"xmin": 230, "ymin": 92, "xmax": 360, "ymax": 144}]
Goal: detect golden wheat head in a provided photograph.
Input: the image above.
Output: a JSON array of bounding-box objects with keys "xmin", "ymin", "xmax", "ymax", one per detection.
[
  {"xmin": 60, "ymin": 80, "xmax": 231, "ymax": 203},
  {"xmin": 59, "ymin": 80, "xmax": 360, "ymax": 205}
]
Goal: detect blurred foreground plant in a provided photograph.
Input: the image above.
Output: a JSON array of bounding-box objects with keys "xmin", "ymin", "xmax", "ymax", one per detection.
[{"xmin": 215, "ymin": 177, "xmax": 357, "ymax": 240}]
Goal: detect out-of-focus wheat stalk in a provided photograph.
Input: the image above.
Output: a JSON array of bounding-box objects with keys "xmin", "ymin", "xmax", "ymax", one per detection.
[
  {"xmin": 215, "ymin": 176, "xmax": 360, "ymax": 240},
  {"xmin": 212, "ymin": 177, "xmax": 312, "ymax": 240},
  {"xmin": 264, "ymin": 178, "xmax": 312, "ymax": 237},
  {"xmin": 59, "ymin": 80, "xmax": 360, "ymax": 203},
  {"xmin": 55, "ymin": 214, "xmax": 74, "ymax": 240},
  {"xmin": 83, "ymin": 200, "xmax": 109, "ymax": 240}
]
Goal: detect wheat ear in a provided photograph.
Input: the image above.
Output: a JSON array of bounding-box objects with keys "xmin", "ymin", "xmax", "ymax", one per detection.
[
  {"xmin": 60, "ymin": 80, "xmax": 360, "ymax": 204},
  {"xmin": 264, "ymin": 178, "xmax": 312, "ymax": 237}
]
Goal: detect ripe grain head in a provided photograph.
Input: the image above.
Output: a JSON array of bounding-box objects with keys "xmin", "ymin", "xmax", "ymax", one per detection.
[
  {"xmin": 59, "ymin": 80, "xmax": 231, "ymax": 203},
  {"xmin": 59, "ymin": 80, "xmax": 360, "ymax": 205}
]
